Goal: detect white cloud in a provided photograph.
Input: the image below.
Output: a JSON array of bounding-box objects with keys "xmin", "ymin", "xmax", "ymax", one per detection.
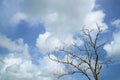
[
  {"xmin": 1, "ymin": 0, "xmax": 107, "ymax": 53},
  {"xmin": 10, "ymin": 12, "xmax": 27, "ymax": 26},
  {"xmin": 1, "ymin": 0, "xmax": 107, "ymax": 31},
  {"xmin": 39, "ymin": 55, "xmax": 66, "ymax": 76},
  {"xmin": 0, "ymin": 0, "xmax": 25, "ymax": 27},
  {"xmin": 104, "ymin": 31, "xmax": 120, "ymax": 58},
  {"xmin": 0, "ymin": 34, "xmax": 66, "ymax": 80},
  {"xmin": 36, "ymin": 32, "xmax": 62, "ymax": 53},
  {"xmin": 27, "ymin": 0, "xmax": 107, "ymax": 53},
  {"xmin": 0, "ymin": 34, "xmax": 28, "ymax": 52},
  {"xmin": 36, "ymin": 32, "xmax": 83, "ymax": 53},
  {"xmin": 0, "ymin": 53, "xmax": 66, "ymax": 80},
  {"xmin": 84, "ymin": 10, "xmax": 107, "ymax": 30},
  {"xmin": 104, "ymin": 19, "xmax": 120, "ymax": 59},
  {"xmin": 1, "ymin": 53, "xmax": 37, "ymax": 80},
  {"xmin": 111, "ymin": 19, "xmax": 120, "ymax": 28},
  {"xmin": 0, "ymin": 0, "xmax": 109, "ymax": 79},
  {"xmin": 22, "ymin": 0, "xmax": 107, "ymax": 35}
]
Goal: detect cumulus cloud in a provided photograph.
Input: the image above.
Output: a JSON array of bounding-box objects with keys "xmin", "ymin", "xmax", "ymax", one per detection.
[
  {"xmin": 104, "ymin": 19, "xmax": 120, "ymax": 59},
  {"xmin": 28, "ymin": 0, "xmax": 106, "ymax": 53},
  {"xmin": 0, "ymin": 0, "xmax": 112, "ymax": 79},
  {"xmin": 0, "ymin": 34, "xmax": 28, "ymax": 52},
  {"xmin": 1, "ymin": 0, "xmax": 107, "ymax": 29},
  {"xmin": 39, "ymin": 55, "xmax": 66, "ymax": 77},
  {"xmin": 0, "ymin": 54, "xmax": 65, "ymax": 80},
  {"xmin": 0, "ymin": 53, "xmax": 66, "ymax": 80},
  {"xmin": 111, "ymin": 19, "xmax": 120, "ymax": 28},
  {"xmin": 22, "ymin": 0, "xmax": 107, "ymax": 34},
  {"xmin": 10, "ymin": 12, "xmax": 27, "ymax": 26},
  {"xmin": 0, "ymin": 34, "xmax": 66, "ymax": 80},
  {"xmin": 0, "ymin": 0, "xmax": 25, "ymax": 27},
  {"xmin": 104, "ymin": 31, "xmax": 120, "ymax": 58},
  {"xmin": 36, "ymin": 32, "xmax": 82, "ymax": 53},
  {"xmin": 84, "ymin": 10, "xmax": 107, "ymax": 30},
  {"xmin": 0, "ymin": 0, "xmax": 107, "ymax": 53}
]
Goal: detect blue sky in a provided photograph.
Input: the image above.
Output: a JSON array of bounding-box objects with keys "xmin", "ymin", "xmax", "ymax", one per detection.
[{"xmin": 0, "ymin": 0, "xmax": 120, "ymax": 80}]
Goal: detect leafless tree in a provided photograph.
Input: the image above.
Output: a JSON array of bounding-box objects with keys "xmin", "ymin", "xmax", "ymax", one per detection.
[{"xmin": 48, "ymin": 25, "xmax": 111, "ymax": 80}]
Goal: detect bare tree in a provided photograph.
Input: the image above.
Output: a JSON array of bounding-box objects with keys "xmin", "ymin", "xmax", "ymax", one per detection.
[{"xmin": 48, "ymin": 25, "xmax": 111, "ymax": 80}]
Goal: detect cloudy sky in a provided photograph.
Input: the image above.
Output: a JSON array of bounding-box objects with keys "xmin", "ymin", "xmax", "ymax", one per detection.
[{"xmin": 0, "ymin": 0, "xmax": 120, "ymax": 80}]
